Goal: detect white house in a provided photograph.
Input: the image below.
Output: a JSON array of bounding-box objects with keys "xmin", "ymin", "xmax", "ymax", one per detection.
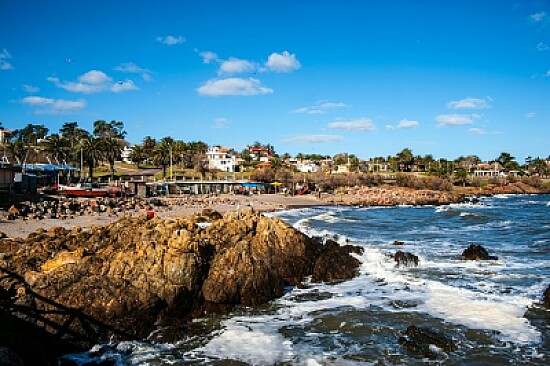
[
  {"xmin": 120, "ymin": 145, "xmax": 133, "ymax": 164},
  {"xmin": 296, "ymin": 160, "xmax": 319, "ymax": 173},
  {"xmin": 206, "ymin": 146, "xmax": 237, "ymax": 172}
]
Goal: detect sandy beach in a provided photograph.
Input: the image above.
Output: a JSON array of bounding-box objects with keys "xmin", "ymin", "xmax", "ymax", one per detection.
[{"xmin": 0, "ymin": 193, "xmax": 326, "ymax": 239}]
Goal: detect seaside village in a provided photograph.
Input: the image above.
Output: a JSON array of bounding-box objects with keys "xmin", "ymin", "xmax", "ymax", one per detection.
[{"xmin": 1, "ymin": 122, "xmax": 550, "ymax": 200}]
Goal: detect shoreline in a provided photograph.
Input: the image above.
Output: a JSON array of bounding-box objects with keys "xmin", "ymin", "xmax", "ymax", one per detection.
[{"xmin": 1, "ymin": 184, "xmax": 548, "ymax": 239}]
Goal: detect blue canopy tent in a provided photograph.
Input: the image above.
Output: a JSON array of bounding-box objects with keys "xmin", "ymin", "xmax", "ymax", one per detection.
[{"xmin": 15, "ymin": 163, "xmax": 80, "ymax": 187}]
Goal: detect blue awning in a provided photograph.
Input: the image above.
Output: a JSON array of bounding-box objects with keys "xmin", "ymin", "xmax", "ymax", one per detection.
[{"xmin": 17, "ymin": 164, "xmax": 80, "ymax": 172}]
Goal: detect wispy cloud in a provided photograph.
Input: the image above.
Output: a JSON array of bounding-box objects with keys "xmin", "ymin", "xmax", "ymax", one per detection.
[
  {"xmin": 281, "ymin": 134, "xmax": 344, "ymax": 144},
  {"xmin": 537, "ymin": 42, "xmax": 549, "ymax": 51},
  {"xmin": 219, "ymin": 57, "xmax": 256, "ymax": 75},
  {"xmin": 328, "ymin": 118, "xmax": 376, "ymax": 131},
  {"xmin": 114, "ymin": 62, "xmax": 152, "ymax": 81},
  {"xmin": 22, "ymin": 84, "xmax": 40, "ymax": 93},
  {"xmin": 199, "ymin": 51, "xmax": 219, "ymax": 64},
  {"xmin": 48, "ymin": 70, "xmax": 138, "ymax": 94},
  {"xmin": 292, "ymin": 100, "xmax": 350, "ymax": 114},
  {"xmin": 265, "ymin": 51, "xmax": 301, "ymax": 73},
  {"xmin": 213, "ymin": 117, "xmax": 229, "ymax": 128},
  {"xmin": 397, "ymin": 119, "xmax": 419, "ymax": 129},
  {"xmin": 156, "ymin": 35, "xmax": 185, "ymax": 45},
  {"xmin": 0, "ymin": 48, "xmax": 13, "ymax": 70},
  {"xmin": 531, "ymin": 12, "xmax": 546, "ymax": 22},
  {"xmin": 436, "ymin": 113, "xmax": 480, "ymax": 126},
  {"xmin": 468, "ymin": 127, "xmax": 486, "ymax": 135},
  {"xmin": 22, "ymin": 96, "xmax": 86, "ymax": 114},
  {"xmin": 447, "ymin": 97, "xmax": 492, "ymax": 109},
  {"xmin": 525, "ymin": 112, "xmax": 536, "ymax": 118},
  {"xmin": 197, "ymin": 77, "xmax": 273, "ymax": 96}
]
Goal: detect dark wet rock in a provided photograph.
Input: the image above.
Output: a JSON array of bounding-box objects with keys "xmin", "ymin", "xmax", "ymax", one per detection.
[
  {"xmin": 310, "ymin": 239, "xmax": 363, "ymax": 283},
  {"xmin": 399, "ymin": 325, "xmax": 455, "ymax": 359},
  {"xmin": 1, "ymin": 209, "xmax": 360, "ymax": 354},
  {"xmin": 542, "ymin": 285, "xmax": 550, "ymax": 308},
  {"xmin": 461, "ymin": 244, "xmax": 498, "ymax": 260},
  {"xmin": 394, "ymin": 250, "xmax": 419, "ymax": 267},
  {"xmin": 392, "ymin": 240, "xmax": 405, "ymax": 246}
]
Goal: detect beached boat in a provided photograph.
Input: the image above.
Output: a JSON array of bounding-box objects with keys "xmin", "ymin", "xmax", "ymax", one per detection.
[{"xmin": 58, "ymin": 183, "xmax": 110, "ymax": 197}]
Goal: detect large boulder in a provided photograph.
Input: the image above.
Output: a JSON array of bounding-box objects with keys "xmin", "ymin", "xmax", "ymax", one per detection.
[
  {"xmin": 0, "ymin": 209, "xmax": 361, "ymax": 349},
  {"xmin": 394, "ymin": 250, "xmax": 419, "ymax": 267},
  {"xmin": 461, "ymin": 244, "xmax": 498, "ymax": 260}
]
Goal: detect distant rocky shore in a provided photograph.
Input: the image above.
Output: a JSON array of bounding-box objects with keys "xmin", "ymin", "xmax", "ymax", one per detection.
[
  {"xmin": 0, "ymin": 209, "xmax": 362, "ymax": 365},
  {"xmin": 321, "ymin": 182, "xmax": 549, "ymax": 206}
]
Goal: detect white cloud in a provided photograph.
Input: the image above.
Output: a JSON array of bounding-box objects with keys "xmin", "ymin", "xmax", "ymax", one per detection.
[
  {"xmin": 468, "ymin": 128, "xmax": 486, "ymax": 135},
  {"xmin": 328, "ymin": 118, "xmax": 376, "ymax": 131},
  {"xmin": 447, "ymin": 97, "xmax": 492, "ymax": 109},
  {"xmin": 537, "ymin": 42, "xmax": 549, "ymax": 51},
  {"xmin": 385, "ymin": 124, "xmax": 395, "ymax": 130},
  {"xmin": 265, "ymin": 51, "xmax": 301, "ymax": 73},
  {"xmin": 281, "ymin": 134, "xmax": 344, "ymax": 144},
  {"xmin": 397, "ymin": 119, "xmax": 419, "ymax": 129},
  {"xmin": 545, "ymin": 70, "xmax": 550, "ymax": 77},
  {"xmin": 23, "ymin": 84, "xmax": 40, "ymax": 93},
  {"xmin": 111, "ymin": 80, "xmax": 139, "ymax": 93},
  {"xmin": 22, "ymin": 96, "xmax": 85, "ymax": 114},
  {"xmin": 197, "ymin": 77, "xmax": 273, "ymax": 96},
  {"xmin": 213, "ymin": 117, "xmax": 229, "ymax": 128},
  {"xmin": 49, "ymin": 70, "xmax": 138, "ymax": 94},
  {"xmin": 156, "ymin": 35, "xmax": 185, "ymax": 45},
  {"xmin": 114, "ymin": 62, "xmax": 152, "ymax": 81},
  {"xmin": 200, "ymin": 51, "xmax": 219, "ymax": 64},
  {"xmin": 436, "ymin": 114, "xmax": 480, "ymax": 126},
  {"xmin": 219, "ymin": 57, "xmax": 256, "ymax": 75},
  {"xmin": 525, "ymin": 112, "xmax": 536, "ymax": 118},
  {"xmin": 531, "ymin": 12, "xmax": 546, "ymax": 22},
  {"xmin": 292, "ymin": 100, "xmax": 350, "ymax": 114},
  {"xmin": 0, "ymin": 48, "xmax": 13, "ymax": 70}
]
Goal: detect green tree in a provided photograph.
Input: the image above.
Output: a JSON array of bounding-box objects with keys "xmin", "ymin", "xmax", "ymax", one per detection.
[
  {"xmin": 153, "ymin": 137, "xmax": 173, "ymax": 178},
  {"xmin": 80, "ymin": 136, "xmax": 104, "ymax": 179},
  {"xmin": 42, "ymin": 133, "xmax": 70, "ymax": 163},
  {"xmin": 129, "ymin": 145, "xmax": 145, "ymax": 168},
  {"xmin": 396, "ymin": 148, "xmax": 414, "ymax": 172},
  {"xmin": 495, "ymin": 152, "xmax": 516, "ymax": 171},
  {"xmin": 454, "ymin": 167, "xmax": 468, "ymax": 187},
  {"xmin": 103, "ymin": 137, "xmax": 124, "ymax": 180}
]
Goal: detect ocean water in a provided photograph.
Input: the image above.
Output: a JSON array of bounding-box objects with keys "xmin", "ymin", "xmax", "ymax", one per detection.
[{"xmin": 64, "ymin": 194, "xmax": 550, "ymax": 365}]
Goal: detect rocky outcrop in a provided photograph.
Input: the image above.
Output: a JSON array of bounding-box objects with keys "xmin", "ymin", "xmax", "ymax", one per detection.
[
  {"xmin": 0, "ymin": 209, "xmax": 361, "ymax": 350},
  {"xmin": 394, "ymin": 251, "xmax": 419, "ymax": 267},
  {"xmin": 542, "ymin": 285, "xmax": 550, "ymax": 308},
  {"xmin": 461, "ymin": 244, "xmax": 498, "ymax": 260},
  {"xmin": 399, "ymin": 325, "xmax": 455, "ymax": 359}
]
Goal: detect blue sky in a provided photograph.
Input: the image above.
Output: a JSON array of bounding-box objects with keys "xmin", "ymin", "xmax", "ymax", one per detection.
[{"xmin": 1, "ymin": 0, "xmax": 549, "ymax": 163}]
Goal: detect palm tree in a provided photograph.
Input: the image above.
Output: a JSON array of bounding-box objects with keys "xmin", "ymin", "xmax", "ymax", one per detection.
[
  {"xmin": 454, "ymin": 168, "xmax": 468, "ymax": 187},
  {"xmin": 129, "ymin": 145, "xmax": 145, "ymax": 168},
  {"xmin": 152, "ymin": 137, "xmax": 173, "ymax": 178},
  {"xmin": 142, "ymin": 136, "xmax": 157, "ymax": 164},
  {"xmin": 80, "ymin": 136, "xmax": 104, "ymax": 179},
  {"xmin": 103, "ymin": 137, "xmax": 123, "ymax": 180},
  {"xmin": 42, "ymin": 133, "xmax": 70, "ymax": 163}
]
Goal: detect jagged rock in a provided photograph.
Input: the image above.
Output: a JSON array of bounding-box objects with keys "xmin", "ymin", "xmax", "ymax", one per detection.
[
  {"xmin": 394, "ymin": 250, "xmax": 419, "ymax": 267},
  {"xmin": 0, "ymin": 209, "xmax": 361, "ymax": 349},
  {"xmin": 399, "ymin": 325, "xmax": 455, "ymax": 359},
  {"xmin": 392, "ymin": 240, "xmax": 405, "ymax": 246},
  {"xmin": 311, "ymin": 239, "xmax": 363, "ymax": 282},
  {"xmin": 542, "ymin": 285, "xmax": 550, "ymax": 308},
  {"xmin": 461, "ymin": 244, "xmax": 498, "ymax": 260}
]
